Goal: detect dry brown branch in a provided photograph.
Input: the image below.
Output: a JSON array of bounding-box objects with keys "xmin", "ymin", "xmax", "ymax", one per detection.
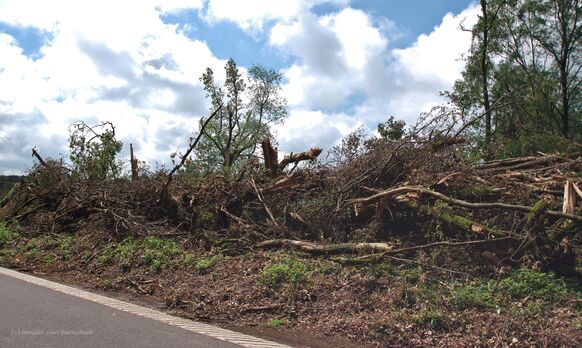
[
  {"xmin": 349, "ymin": 186, "xmax": 582, "ymax": 222},
  {"xmin": 130, "ymin": 143, "xmax": 138, "ymax": 181},
  {"xmin": 31, "ymin": 147, "xmax": 47, "ymax": 167}
]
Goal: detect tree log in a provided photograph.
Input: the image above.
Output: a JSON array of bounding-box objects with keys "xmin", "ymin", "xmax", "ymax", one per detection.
[{"xmin": 256, "ymin": 239, "xmax": 399, "ymax": 255}]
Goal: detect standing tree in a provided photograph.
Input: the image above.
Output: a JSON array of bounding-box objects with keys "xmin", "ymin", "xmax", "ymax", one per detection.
[
  {"xmin": 196, "ymin": 58, "xmax": 288, "ymax": 173},
  {"xmin": 449, "ymin": 0, "xmax": 582, "ymax": 158}
]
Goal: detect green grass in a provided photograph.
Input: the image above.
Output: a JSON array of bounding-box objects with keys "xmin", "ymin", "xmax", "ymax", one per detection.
[
  {"xmin": 258, "ymin": 257, "xmax": 309, "ymax": 289},
  {"xmin": 494, "ymin": 268, "xmax": 569, "ymax": 301},
  {"xmin": 97, "ymin": 244, "xmax": 117, "ymax": 266},
  {"xmin": 265, "ymin": 319, "xmax": 286, "ymax": 328},
  {"xmin": 452, "ymin": 282, "xmax": 497, "ymax": 309}
]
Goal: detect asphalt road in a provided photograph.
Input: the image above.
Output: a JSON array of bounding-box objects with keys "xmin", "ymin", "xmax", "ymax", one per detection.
[{"xmin": 0, "ymin": 269, "xmax": 282, "ymax": 348}]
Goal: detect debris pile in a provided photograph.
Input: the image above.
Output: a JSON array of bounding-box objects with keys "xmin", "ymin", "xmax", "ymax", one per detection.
[{"xmin": 1, "ymin": 135, "xmax": 581, "ymax": 274}]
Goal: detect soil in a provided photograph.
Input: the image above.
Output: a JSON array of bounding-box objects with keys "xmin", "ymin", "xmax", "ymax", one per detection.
[{"xmin": 1, "ymin": 227, "xmax": 580, "ymax": 348}]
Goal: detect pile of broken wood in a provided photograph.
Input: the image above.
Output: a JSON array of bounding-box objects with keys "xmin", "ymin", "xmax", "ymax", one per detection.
[{"xmin": 1, "ymin": 136, "xmax": 581, "ymax": 274}]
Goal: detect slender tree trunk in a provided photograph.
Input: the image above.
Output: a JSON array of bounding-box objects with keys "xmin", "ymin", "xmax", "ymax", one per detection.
[
  {"xmin": 480, "ymin": 0, "xmax": 493, "ymax": 160},
  {"xmin": 560, "ymin": 64, "xmax": 569, "ymax": 137}
]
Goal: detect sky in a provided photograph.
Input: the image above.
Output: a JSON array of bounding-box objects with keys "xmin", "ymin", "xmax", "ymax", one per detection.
[{"xmin": 0, "ymin": 0, "xmax": 479, "ymax": 175}]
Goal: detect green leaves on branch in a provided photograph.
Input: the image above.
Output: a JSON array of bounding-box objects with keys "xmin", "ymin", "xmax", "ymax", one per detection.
[{"xmin": 68, "ymin": 121, "xmax": 123, "ymax": 181}]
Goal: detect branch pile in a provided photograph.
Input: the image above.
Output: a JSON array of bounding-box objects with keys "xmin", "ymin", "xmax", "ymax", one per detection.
[{"xmin": 1, "ymin": 137, "xmax": 581, "ymax": 274}]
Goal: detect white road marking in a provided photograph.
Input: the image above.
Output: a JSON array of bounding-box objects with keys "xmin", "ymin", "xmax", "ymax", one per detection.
[{"xmin": 0, "ymin": 267, "xmax": 292, "ymax": 348}]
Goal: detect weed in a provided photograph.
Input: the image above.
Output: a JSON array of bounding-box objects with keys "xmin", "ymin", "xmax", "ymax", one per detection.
[
  {"xmin": 494, "ymin": 268, "xmax": 568, "ymax": 301},
  {"xmin": 0, "ymin": 249, "xmax": 15, "ymax": 265},
  {"xmin": 143, "ymin": 237, "xmax": 180, "ymax": 271},
  {"xmin": 22, "ymin": 238, "xmax": 40, "ymax": 252},
  {"xmin": 97, "ymin": 244, "xmax": 116, "ymax": 266},
  {"xmin": 412, "ymin": 309, "xmax": 446, "ymax": 330},
  {"xmin": 317, "ymin": 262, "xmax": 342, "ymax": 275},
  {"xmin": 265, "ymin": 319, "xmax": 286, "ymax": 328},
  {"xmin": 58, "ymin": 236, "xmax": 74, "ymax": 260},
  {"xmin": 0, "ymin": 222, "xmax": 17, "ymax": 247},
  {"xmin": 259, "ymin": 258, "xmax": 309, "ymax": 289},
  {"xmin": 185, "ymin": 253, "xmax": 222, "ymax": 273},
  {"xmin": 116, "ymin": 237, "xmax": 140, "ymax": 266},
  {"xmin": 452, "ymin": 283, "xmax": 497, "ymax": 309},
  {"xmin": 367, "ymin": 262, "xmax": 398, "ymax": 279},
  {"xmin": 452, "ymin": 267, "xmax": 571, "ymax": 310},
  {"xmin": 43, "ymin": 254, "xmax": 56, "ymax": 266}
]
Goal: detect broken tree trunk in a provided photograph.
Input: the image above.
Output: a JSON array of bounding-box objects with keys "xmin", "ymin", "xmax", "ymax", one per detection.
[
  {"xmin": 130, "ymin": 143, "xmax": 139, "ymax": 181},
  {"xmin": 261, "ymin": 137, "xmax": 278, "ymax": 178},
  {"xmin": 563, "ymin": 180, "xmax": 576, "ymax": 215},
  {"xmin": 31, "ymin": 148, "xmax": 46, "ymax": 167},
  {"xmin": 279, "ymin": 147, "xmax": 322, "ymax": 169}
]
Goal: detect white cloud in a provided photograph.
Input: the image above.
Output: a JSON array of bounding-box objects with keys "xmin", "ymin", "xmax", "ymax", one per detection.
[
  {"xmin": 274, "ymin": 109, "xmax": 362, "ymax": 154},
  {"xmin": 0, "ymin": 0, "xmax": 223, "ymax": 174},
  {"xmin": 0, "ymin": 1, "xmax": 479, "ymax": 174},
  {"xmin": 203, "ymin": 0, "xmax": 349, "ymax": 31},
  {"xmin": 393, "ymin": 5, "xmax": 480, "ymax": 87}
]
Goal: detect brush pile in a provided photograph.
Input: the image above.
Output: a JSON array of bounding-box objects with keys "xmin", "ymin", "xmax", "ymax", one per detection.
[{"xmin": 1, "ymin": 133, "xmax": 581, "ymax": 275}]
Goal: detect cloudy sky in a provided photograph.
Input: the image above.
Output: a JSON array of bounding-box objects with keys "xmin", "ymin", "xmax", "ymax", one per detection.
[{"xmin": 0, "ymin": 0, "xmax": 478, "ymax": 175}]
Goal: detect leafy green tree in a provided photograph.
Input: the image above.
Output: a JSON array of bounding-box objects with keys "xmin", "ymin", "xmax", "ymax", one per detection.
[
  {"xmin": 68, "ymin": 121, "xmax": 123, "ymax": 181},
  {"xmin": 377, "ymin": 116, "xmax": 406, "ymax": 141},
  {"xmin": 196, "ymin": 58, "xmax": 288, "ymax": 173},
  {"xmin": 449, "ymin": 0, "xmax": 582, "ymax": 158}
]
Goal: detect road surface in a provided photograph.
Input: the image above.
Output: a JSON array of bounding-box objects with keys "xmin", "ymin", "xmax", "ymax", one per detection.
[{"xmin": 0, "ymin": 267, "xmax": 289, "ymax": 348}]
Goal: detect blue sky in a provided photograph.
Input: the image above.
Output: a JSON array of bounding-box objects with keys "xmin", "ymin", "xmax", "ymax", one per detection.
[{"xmin": 0, "ymin": 0, "xmax": 478, "ymax": 174}]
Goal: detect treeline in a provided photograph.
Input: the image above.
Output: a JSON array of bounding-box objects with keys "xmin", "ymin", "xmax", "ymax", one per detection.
[
  {"xmin": 0, "ymin": 176, "xmax": 21, "ymax": 196},
  {"xmin": 448, "ymin": 0, "xmax": 581, "ymax": 159}
]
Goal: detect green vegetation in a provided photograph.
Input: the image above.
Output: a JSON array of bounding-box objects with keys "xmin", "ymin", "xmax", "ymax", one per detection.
[
  {"xmin": 105, "ymin": 237, "xmax": 181, "ymax": 271},
  {"xmin": 68, "ymin": 121, "xmax": 123, "ymax": 181},
  {"xmin": 258, "ymin": 257, "xmax": 309, "ymax": 289},
  {"xmin": 195, "ymin": 58, "xmax": 288, "ymax": 173},
  {"xmin": 143, "ymin": 237, "xmax": 180, "ymax": 271},
  {"xmin": 0, "ymin": 222, "xmax": 17, "ymax": 247},
  {"xmin": 412, "ymin": 309, "xmax": 446, "ymax": 330},
  {"xmin": 452, "ymin": 268, "xmax": 573, "ymax": 310},
  {"xmin": 58, "ymin": 236, "xmax": 74, "ymax": 260},
  {"xmin": 449, "ymin": 0, "xmax": 581, "ymax": 159},
  {"xmin": 116, "ymin": 237, "xmax": 141, "ymax": 266},
  {"xmin": 185, "ymin": 254, "xmax": 222, "ymax": 273},
  {"xmin": 265, "ymin": 319, "xmax": 286, "ymax": 328}
]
